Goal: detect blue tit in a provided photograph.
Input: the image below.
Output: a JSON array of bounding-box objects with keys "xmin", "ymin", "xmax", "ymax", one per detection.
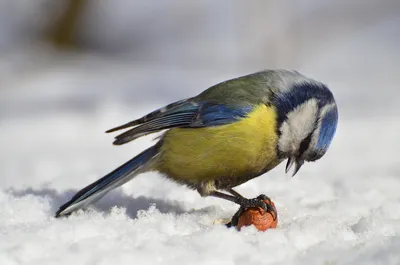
[{"xmin": 55, "ymin": 69, "xmax": 338, "ymax": 219}]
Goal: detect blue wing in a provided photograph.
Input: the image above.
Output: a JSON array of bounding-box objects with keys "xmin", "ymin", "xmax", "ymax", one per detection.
[
  {"xmin": 191, "ymin": 103, "xmax": 253, "ymax": 127},
  {"xmin": 107, "ymin": 99, "xmax": 253, "ymax": 145}
]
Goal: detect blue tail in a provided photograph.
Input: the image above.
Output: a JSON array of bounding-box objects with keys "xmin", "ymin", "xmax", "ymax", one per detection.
[{"xmin": 55, "ymin": 145, "xmax": 160, "ymax": 217}]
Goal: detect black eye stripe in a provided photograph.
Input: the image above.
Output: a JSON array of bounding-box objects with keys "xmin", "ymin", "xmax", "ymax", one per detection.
[
  {"xmin": 298, "ymin": 133, "xmax": 312, "ymax": 156},
  {"xmin": 298, "ymin": 111, "xmax": 320, "ymax": 157}
]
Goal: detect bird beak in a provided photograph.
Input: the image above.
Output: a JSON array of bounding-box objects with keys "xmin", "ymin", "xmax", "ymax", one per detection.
[
  {"xmin": 292, "ymin": 159, "xmax": 304, "ymax": 177},
  {"xmin": 285, "ymin": 157, "xmax": 295, "ymax": 174},
  {"xmin": 285, "ymin": 157, "xmax": 304, "ymax": 177}
]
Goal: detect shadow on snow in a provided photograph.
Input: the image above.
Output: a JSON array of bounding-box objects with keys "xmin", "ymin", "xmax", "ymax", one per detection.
[{"xmin": 7, "ymin": 187, "xmax": 189, "ymax": 219}]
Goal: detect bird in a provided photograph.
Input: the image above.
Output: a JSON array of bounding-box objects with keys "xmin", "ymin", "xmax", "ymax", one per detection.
[{"xmin": 55, "ymin": 69, "xmax": 338, "ymax": 222}]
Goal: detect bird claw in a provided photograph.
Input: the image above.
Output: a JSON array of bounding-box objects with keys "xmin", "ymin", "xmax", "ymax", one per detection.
[
  {"xmin": 226, "ymin": 207, "xmax": 244, "ymax": 228},
  {"xmin": 254, "ymin": 194, "xmax": 277, "ymax": 218},
  {"xmin": 226, "ymin": 194, "xmax": 277, "ymax": 228}
]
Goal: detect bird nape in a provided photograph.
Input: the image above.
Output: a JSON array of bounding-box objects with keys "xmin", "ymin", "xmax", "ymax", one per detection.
[{"xmin": 55, "ymin": 69, "xmax": 338, "ymax": 226}]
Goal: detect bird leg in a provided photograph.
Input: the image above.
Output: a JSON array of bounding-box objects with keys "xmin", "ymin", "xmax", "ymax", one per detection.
[
  {"xmin": 226, "ymin": 188, "xmax": 245, "ymax": 198},
  {"xmin": 209, "ymin": 192, "xmax": 277, "ymax": 227}
]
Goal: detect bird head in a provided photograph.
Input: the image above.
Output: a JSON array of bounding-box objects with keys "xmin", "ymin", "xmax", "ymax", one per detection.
[{"xmin": 274, "ymin": 80, "xmax": 338, "ymax": 177}]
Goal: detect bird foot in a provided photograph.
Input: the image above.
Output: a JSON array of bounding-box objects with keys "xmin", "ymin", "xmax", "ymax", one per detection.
[{"xmin": 226, "ymin": 194, "xmax": 277, "ymax": 228}]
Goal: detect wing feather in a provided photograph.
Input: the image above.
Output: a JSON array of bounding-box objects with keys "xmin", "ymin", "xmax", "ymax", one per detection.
[{"xmin": 107, "ymin": 99, "xmax": 253, "ymax": 145}]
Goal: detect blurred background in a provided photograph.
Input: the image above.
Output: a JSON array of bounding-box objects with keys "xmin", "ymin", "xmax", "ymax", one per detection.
[{"xmin": 0, "ymin": 0, "xmax": 399, "ymax": 190}]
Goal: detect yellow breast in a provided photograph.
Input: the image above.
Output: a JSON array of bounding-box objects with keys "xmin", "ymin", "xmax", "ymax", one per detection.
[{"xmin": 156, "ymin": 104, "xmax": 280, "ymax": 183}]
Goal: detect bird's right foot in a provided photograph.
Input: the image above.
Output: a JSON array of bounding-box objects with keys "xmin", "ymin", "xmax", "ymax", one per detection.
[{"xmin": 227, "ymin": 194, "xmax": 277, "ymax": 227}]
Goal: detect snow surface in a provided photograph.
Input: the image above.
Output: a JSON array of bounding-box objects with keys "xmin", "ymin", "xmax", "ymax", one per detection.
[
  {"xmin": 1, "ymin": 49, "xmax": 400, "ymax": 265},
  {"xmin": 1, "ymin": 8, "xmax": 400, "ymax": 264}
]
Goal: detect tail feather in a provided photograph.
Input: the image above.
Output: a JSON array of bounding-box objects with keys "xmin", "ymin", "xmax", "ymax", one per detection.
[{"xmin": 55, "ymin": 145, "xmax": 160, "ymax": 217}]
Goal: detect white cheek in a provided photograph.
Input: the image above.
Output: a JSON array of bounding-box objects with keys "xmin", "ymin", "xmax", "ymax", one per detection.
[
  {"xmin": 278, "ymin": 122, "xmax": 295, "ymax": 153},
  {"xmin": 278, "ymin": 99, "xmax": 318, "ymax": 154}
]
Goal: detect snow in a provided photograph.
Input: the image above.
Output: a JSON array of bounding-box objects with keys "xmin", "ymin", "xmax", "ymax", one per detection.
[
  {"xmin": 1, "ymin": 2, "xmax": 400, "ymax": 264},
  {"xmin": 1, "ymin": 51, "xmax": 399, "ymax": 265}
]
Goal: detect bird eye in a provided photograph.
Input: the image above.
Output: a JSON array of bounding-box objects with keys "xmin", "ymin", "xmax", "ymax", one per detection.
[{"xmin": 298, "ymin": 133, "xmax": 312, "ymax": 157}]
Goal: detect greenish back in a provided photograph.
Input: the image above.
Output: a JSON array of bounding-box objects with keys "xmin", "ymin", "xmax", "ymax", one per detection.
[{"xmin": 195, "ymin": 71, "xmax": 272, "ymax": 106}]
